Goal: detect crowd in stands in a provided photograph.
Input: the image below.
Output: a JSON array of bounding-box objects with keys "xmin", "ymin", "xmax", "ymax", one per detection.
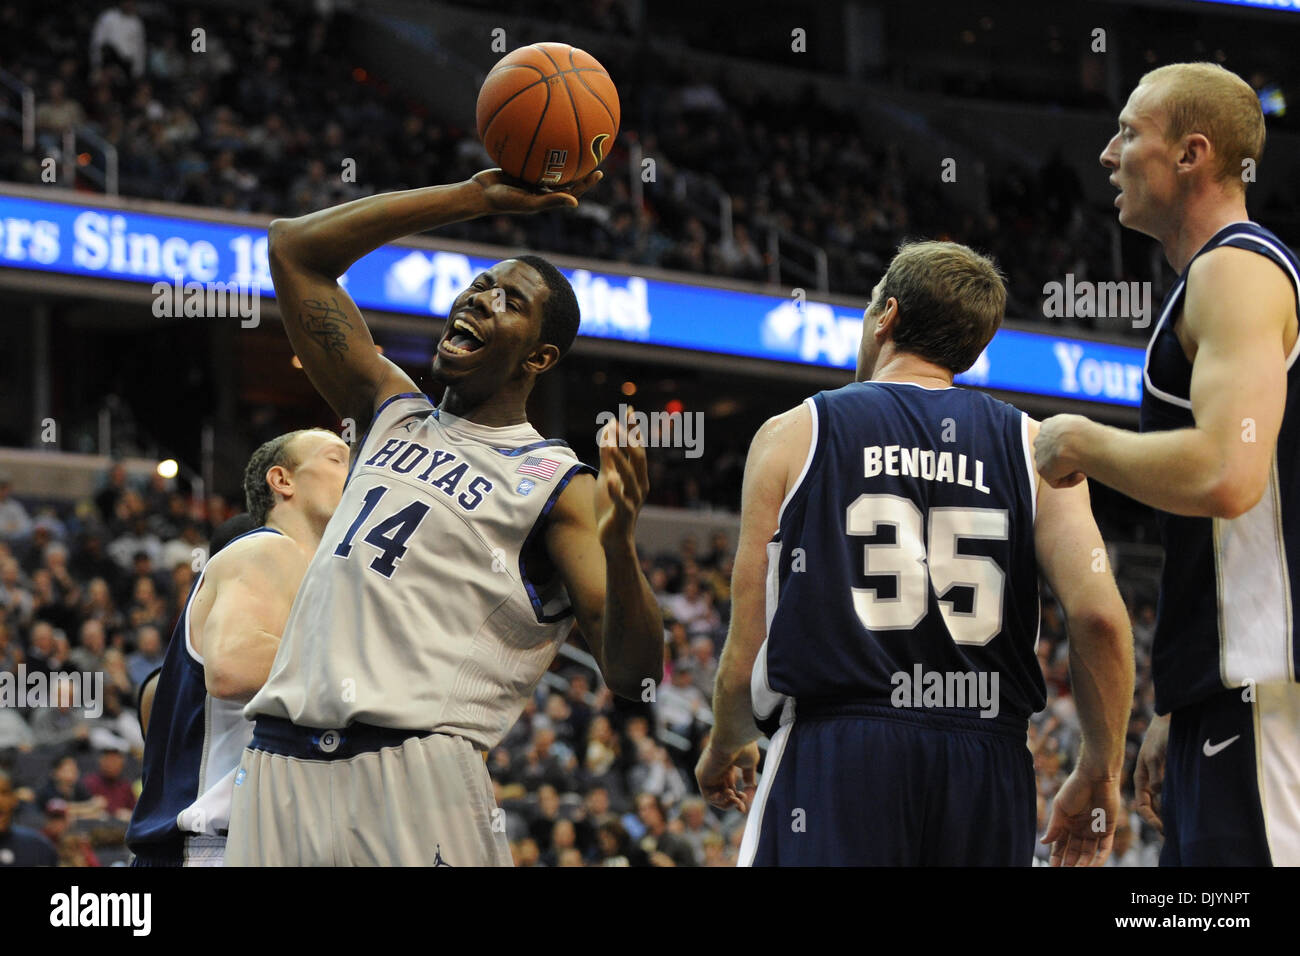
[
  {"xmin": 2, "ymin": 0, "xmax": 1148, "ymax": 333},
  {"xmin": 0, "ymin": 466, "xmax": 1163, "ymax": 866}
]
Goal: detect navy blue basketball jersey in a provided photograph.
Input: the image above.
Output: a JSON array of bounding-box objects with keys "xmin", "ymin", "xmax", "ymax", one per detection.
[
  {"xmin": 126, "ymin": 527, "xmax": 281, "ymax": 863},
  {"xmin": 753, "ymin": 381, "xmax": 1043, "ymax": 737},
  {"xmin": 1141, "ymin": 220, "xmax": 1300, "ymax": 715}
]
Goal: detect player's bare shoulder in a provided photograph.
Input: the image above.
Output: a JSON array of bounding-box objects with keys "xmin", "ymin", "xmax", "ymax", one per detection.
[
  {"xmin": 202, "ymin": 529, "xmax": 311, "ymax": 590},
  {"xmin": 751, "ymin": 402, "xmax": 814, "ymax": 488},
  {"xmin": 1182, "ymin": 244, "xmax": 1298, "ymax": 354}
]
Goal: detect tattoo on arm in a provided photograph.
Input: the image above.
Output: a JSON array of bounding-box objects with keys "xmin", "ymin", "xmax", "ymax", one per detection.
[{"xmin": 300, "ymin": 298, "xmax": 353, "ymax": 360}]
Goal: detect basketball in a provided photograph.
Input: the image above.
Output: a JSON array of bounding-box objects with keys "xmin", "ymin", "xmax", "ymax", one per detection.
[{"xmin": 476, "ymin": 42, "xmax": 620, "ymax": 188}]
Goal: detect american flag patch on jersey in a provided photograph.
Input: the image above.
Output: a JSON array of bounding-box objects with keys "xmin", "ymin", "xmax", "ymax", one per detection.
[{"xmin": 516, "ymin": 455, "xmax": 561, "ymax": 480}]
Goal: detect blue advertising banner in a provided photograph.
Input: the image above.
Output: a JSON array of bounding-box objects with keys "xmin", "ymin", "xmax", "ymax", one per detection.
[{"xmin": 0, "ymin": 193, "xmax": 1144, "ymax": 406}]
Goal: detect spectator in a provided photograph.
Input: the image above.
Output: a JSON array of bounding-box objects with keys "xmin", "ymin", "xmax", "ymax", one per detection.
[
  {"xmin": 665, "ymin": 578, "xmax": 715, "ymax": 634},
  {"xmin": 0, "ymin": 770, "xmax": 58, "ymax": 866},
  {"xmin": 69, "ymin": 619, "xmax": 107, "ymax": 673},
  {"xmin": 88, "ymin": 685, "xmax": 145, "ymax": 754},
  {"xmin": 687, "ymin": 636, "xmax": 718, "ymax": 697},
  {"xmin": 0, "ymin": 474, "xmax": 32, "ymax": 543},
  {"xmin": 595, "ymin": 819, "xmax": 647, "ymax": 867},
  {"xmin": 25, "ymin": 621, "xmax": 59, "ymax": 673},
  {"xmin": 527, "ymin": 784, "xmax": 566, "ymax": 854},
  {"xmin": 654, "ymin": 659, "xmax": 712, "ymax": 740},
  {"xmin": 94, "ymin": 464, "xmax": 130, "ymax": 526},
  {"xmin": 510, "ymin": 837, "xmax": 542, "ymax": 868},
  {"xmin": 125, "ymin": 625, "xmax": 164, "ymax": 689},
  {"xmin": 35, "ymin": 757, "xmax": 103, "ymax": 821},
  {"xmin": 108, "ymin": 518, "xmax": 163, "ymax": 571},
  {"xmin": 28, "ymin": 679, "xmax": 91, "ymax": 749},
  {"xmin": 0, "ymin": 704, "xmax": 35, "ymax": 751},
  {"xmin": 0, "ymin": 557, "xmax": 35, "ymax": 627},
  {"xmin": 89, "ymin": 0, "xmax": 146, "ymax": 79},
  {"xmin": 626, "ymin": 739, "xmax": 690, "ymax": 807},
  {"xmin": 675, "ymin": 796, "xmax": 720, "ymax": 864},
  {"xmin": 70, "ymin": 535, "xmax": 122, "ymax": 597},
  {"xmin": 82, "ymin": 748, "xmax": 136, "ymax": 821},
  {"xmin": 79, "ymin": 577, "xmax": 124, "ymax": 636},
  {"xmin": 584, "ymin": 714, "xmax": 621, "ymax": 780},
  {"xmin": 633, "ymin": 792, "xmax": 696, "ymax": 866},
  {"xmin": 0, "ymin": 621, "xmax": 20, "ymax": 673},
  {"xmin": 542, "ymin": 818, "xmax": 580, "ymax": 866}
]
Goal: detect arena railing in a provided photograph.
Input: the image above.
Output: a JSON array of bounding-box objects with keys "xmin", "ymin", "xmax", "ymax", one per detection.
[{"xmin": 0, "ymin": 67, "xmax": 35, "ymax": 152}]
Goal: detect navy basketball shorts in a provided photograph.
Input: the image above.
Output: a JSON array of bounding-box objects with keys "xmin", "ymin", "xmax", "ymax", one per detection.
[
  {"xmin": 1160, "ymin": 683, "xmax": 1300, "ymax": 866},
  {"xmin": 739, "ymin": 703, "xmax": 1035, "ymax": 866}
]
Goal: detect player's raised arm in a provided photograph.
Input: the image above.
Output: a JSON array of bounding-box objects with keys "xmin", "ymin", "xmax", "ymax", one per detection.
[
  {"xmin": 545, "ymin": 406, "xmax": 663, "ymax": 700},
  {"xmin": 1035, "ymin": 247, "xmax": 1292, "ymax": 517},
  {"xmin": 268, "ymin": 169, "xmax": 603, "ymax": 426},
  {"xmin": 195, "ymin": 536, "xmax": 310, "ymax": 704},
  {"xmin": 1030, "ymin": 419, "xmax": 1135, "ymax": 867}
]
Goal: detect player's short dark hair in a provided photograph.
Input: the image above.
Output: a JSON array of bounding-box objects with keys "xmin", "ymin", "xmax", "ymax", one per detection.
[
  {"xmin": 874, "ymin": 240, "xmax": 1006, "ymax": 374},
  {"xmin": 514, "ymin": 254, "xmax": 580, "ymax": 361},
  {"xmin": 242, "ymin": 428, "xmax": 333, "ymax": 526}
]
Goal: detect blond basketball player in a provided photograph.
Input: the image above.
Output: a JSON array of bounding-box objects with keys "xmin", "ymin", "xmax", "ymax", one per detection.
[
  {"xmin": 1036, "ymin": 63, "xmax": 1300, "ymax": 865},
  {"xmin": 224, "ymin": 169, "xmax": 664, "ymax": 866},
  {"xmin": 127, "ymin": 429, "xmax": 347, "ymax": 865}
]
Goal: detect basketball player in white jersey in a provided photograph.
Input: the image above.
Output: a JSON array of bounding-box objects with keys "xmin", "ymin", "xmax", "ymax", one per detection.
[
  {"xmin": 224, "ymin": 168, "xmax": 664, "ymax": 866},
  {"xmin": 127, "ymin": 429, "xmax": 347, "ymax": 865},
  {"xmin": 1036, "ymin": 63, "xmax": 1300, "ymax": 865}
]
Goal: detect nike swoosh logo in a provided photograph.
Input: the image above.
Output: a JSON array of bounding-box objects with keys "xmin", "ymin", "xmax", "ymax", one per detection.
[{"xmin": 1203, "ymin": 735, "xmax": 1241, "ymax": 757}]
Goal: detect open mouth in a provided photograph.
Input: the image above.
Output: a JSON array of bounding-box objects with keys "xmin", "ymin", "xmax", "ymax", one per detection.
[{"xmin": 441, "ymin": 314, "xmax": 486, "ymax": 356}]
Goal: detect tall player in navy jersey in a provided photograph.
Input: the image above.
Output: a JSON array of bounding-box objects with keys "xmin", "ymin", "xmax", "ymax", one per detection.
[
  {"xmin": 698, "ymin": 241, "xmax": 1134, "ymax": 866},
  {"xmin": 1036, "ymin": 63, "xmax": 1300, "ymax": 866},
  {"xmin": 127, "ymin": 429, "xmax": 346, "ymax": 865}
]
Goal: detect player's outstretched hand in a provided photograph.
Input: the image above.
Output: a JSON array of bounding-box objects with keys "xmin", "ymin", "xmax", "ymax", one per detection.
[
  {"xmin": 1034, "ymin": 414, "xmax": 1089, "ymax": 488},
  {"xmin": 1042, "ymin": 768, "xmax": 1121, "ymax": 866},
  {"xmin": 1133, "ymin": 713, "xmax": 1169, "ymax": 835},
  {"xmin": 470, "ymin": 168, "xmax": 604, "ymax": 215},
  {"xmin": 696, "ymin": 741, "xmax": 761, "ymax": 813},
  {"xmin": 595, "ymin": 404, "xmax": 649, "ymax": 549}
]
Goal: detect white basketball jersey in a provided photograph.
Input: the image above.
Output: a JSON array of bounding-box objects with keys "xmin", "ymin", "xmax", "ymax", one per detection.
[{"xmin": 245, "ymin": 393, "xmax": 594, "ymax": 749}]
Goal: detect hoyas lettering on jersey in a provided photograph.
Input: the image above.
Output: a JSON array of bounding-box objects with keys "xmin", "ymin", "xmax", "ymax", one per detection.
[{"xmin": 363, "ymin": 440, "xmax": 494, "ymax": 510}]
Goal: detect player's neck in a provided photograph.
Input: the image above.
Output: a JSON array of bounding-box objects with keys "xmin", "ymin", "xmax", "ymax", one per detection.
[
  {"xmin": 438, "ymin": 388, "xmax": 529, "ymax": 428},
  {"xmin": 866, "ymin": 351, "xmax": 955, "ymax": 389},
  {"xmin": 264, "ymin": 509, "xmax": 325, "ymax": 553},
  {"xmin": 1159, "ymin": 194, "xmax": 1250, "ymax": 274}
]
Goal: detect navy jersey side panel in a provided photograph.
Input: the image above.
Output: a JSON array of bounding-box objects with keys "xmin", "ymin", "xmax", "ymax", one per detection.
[
  {"xmin": 124, "ymin": 579, "xmax": 206, "ymax": 861},
  {"xmin": 1140, "ymin": 221, "xmax": 1300, "ymax": 714},
  {"xmin": 757, "ymin": 382, "xmax": 1042, "ymax": 731}
]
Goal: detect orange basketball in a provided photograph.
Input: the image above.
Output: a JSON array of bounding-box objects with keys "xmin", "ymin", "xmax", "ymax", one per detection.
[{"xmin": 476, "ymin": 42, "xmax": 620, "ymax": 188}]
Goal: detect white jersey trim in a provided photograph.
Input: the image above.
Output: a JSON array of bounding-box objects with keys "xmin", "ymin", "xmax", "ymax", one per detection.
[
  {"xmin": 1143, "ymin": 223, "xmax": 1299, "ymax": 409},
  {"xmin": 751, "ymin": 540, "xmax": 788, "ymax": 725},
  {"xmin": 1020, "ymin": 412, "xmax": 1038, "ymax": 521},
  {"xmin": 1254, "ymin": 682, "xmax": 1300, "ymax": 865},
  {"xmin": 1142, "ymin": 278, "xmax": 1193, "ymax": 411},
  {"xmin": 1215, "ymin": 455, "xmax": 1292, "ymax": 689},
  {"xmin": 737, "ymin": 719, "xmax": 793, "ymax": 867},
  {"xmin": 777, "ymin": 397, "xmax": 820, "ymax": 526}
]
